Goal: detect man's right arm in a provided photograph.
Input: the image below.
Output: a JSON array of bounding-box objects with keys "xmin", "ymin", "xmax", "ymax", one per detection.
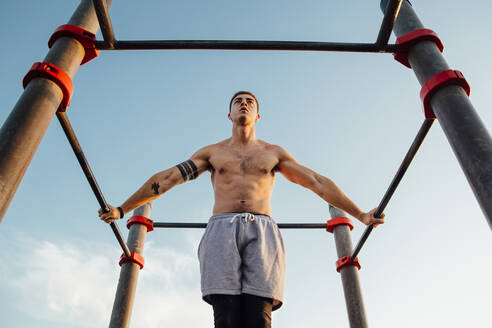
[{"xmin": 99, "ymin": 146, "xmax": 212, "ymax": 223}]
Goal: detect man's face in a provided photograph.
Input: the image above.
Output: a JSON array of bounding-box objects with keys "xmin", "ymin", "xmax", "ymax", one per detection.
[{"xmin": 228, "ymin": 94, "xmax": 260, "ymax": 124}]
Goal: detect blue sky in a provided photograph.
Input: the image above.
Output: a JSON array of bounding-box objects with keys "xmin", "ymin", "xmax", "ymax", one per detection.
[{"xmin": 1, "ymin": 1, "xmax": 491, "ymax": 327}]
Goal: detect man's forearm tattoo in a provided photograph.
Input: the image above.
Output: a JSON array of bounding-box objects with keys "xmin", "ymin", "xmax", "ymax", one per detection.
[
  {"xmin": 176, "ymin": 160, "xmax": 198, "ymax": 182},
  {"xmin": 151, "ymin": 182, "xmax": 160, "ymax": 195}
]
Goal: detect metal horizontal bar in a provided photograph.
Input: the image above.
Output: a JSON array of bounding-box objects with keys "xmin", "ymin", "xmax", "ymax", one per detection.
[
  {"xmin": 153, "ymin": 222, "xmax": 327, "ymax": 229},
  {"xmin": 94, "ymin": 40, "xmax": 397, "ymax": 53}
]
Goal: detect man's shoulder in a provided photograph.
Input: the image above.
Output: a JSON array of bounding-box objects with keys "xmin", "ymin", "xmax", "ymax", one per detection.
[
  {"xmin": 207, "ymin": 138, "xmax": 230, "ymax": 151},
  {"xmin": 193, "ymin": 139, "xmax": 229, "ymax": 156},
  {"xmin": 257, "ymin": 139, "xmax": 286, "ymax": 153}
]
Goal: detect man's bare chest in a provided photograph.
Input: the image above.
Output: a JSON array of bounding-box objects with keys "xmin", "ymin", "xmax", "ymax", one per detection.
[{"xmin": 209, "ymin": 148, "xmax": 279, "ymax": 176}]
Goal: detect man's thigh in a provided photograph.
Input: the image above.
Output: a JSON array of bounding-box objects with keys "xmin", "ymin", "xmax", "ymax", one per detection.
[
  {"xmin": 240, "ymin": 294, "xmax": 273, "ymax": 328},
  {"xmin": 209, "ymin": 294, "xmax": 273, "ymax": 328},
  {"xmin": 240, "ymin": 217, "xmax": 286, "ymax": 308},
  {"xmin": 199, "ymin": 217, "xmax": 242, "ymax": 298},
  {"xmin": 209, "ymin": 294, "xmax": 241, "ymax": 328}
]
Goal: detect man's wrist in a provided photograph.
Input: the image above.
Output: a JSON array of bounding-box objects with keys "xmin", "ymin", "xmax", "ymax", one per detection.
[
  {"xmin": 117, "ymin": 206, "xmax": 124, "ymax": 219},
  {"xmin": 355, "ymin": 210, "xmax": 365, "ymax": 222}
]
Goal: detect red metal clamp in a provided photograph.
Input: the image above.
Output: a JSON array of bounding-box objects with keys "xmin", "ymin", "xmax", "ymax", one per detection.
[
  {"xmin": 420, "ymin": 70, "xmax": 470, "ymax": 119},
  {"xmin": 119, "ymin": 251, "xmax": 145, "ymax": 269},
  {"xmin": 23, "ymin": 62, "xmax": 73, "ymax": 112},
  {"xmin": 326, "ymin": 217, "xmax": 354, "ymax": 233},
  {"xmin": 336, "ymin": 255, "xmax": 361, "ymax": 272},
  {"xmin": 48, "ymin": 24, "xmax": 99, "ymax": 65},
  {"xmin": 127, "ymin": 215, "xmax": 154, "ymax": 232},
  {"xmin": 395, "ymin": 29, "xmax": 444, "ymax": 68}
]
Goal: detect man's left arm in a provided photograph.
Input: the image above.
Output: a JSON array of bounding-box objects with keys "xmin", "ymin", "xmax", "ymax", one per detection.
[{"xmin": 275, "ymin": 146, "xmax": 385, "ymax": 227}]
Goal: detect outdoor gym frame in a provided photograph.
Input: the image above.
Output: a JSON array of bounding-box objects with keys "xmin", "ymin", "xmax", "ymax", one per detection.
[{"xmin": 0, "ymin": 0, "xmax": 491, "ymax": 327}]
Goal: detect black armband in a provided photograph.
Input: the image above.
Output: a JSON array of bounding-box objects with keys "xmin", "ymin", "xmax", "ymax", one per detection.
[
  {"xmin": 117, "ymin": 206, "xmax": 124, "ymax": 219},
  {"xmin": 176, "ymin": 160, "xmax": 199, "ymax": 182}
]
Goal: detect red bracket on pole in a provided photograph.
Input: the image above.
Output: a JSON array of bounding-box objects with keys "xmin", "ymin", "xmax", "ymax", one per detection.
[
  {"xmin": 127, "ymin": 215, "xmax": 154, "ymax": 232},
  {"xmin": 326, "ymin": 217, "xmax": 354, "ymax": 233},
  {"xmin": 119, "ymin": 251, "xmax": 145, "ymax": 269},
  {"xmin": 23, "ymin": 62, "xmax": 73, "ymax": 112},
  {"xmin": 420, "ymin": 70, "xmax": 470, "ymax": 119},
  {"xmin": 336, "ymin": 255, "xmax": 361, "ymax": 272},
  {"xmin": 48, "ymin": 24, "xmax": 99, "ymax": 65},
  {"xmin": 395, "ymin": 29, "xmax": 444, "ymax": 68}
]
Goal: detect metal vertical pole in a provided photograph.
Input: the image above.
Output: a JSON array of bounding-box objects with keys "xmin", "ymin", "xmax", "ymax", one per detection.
[
  {"xmin": 329, "ymin": 205, "xmax": 368, "ymax": 328},
  {"xmin": 109, "ymin": 203, "xmax": 152, "ymax": 328},
  {"xmin": 381, "ymin": 0, "xmax": 492, "ymax": 229},
  {"xmin": 0, "ymin": 0, "xmax": 112, "ymax": 222}
]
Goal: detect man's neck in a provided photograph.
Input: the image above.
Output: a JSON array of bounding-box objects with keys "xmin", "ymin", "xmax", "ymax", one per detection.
[{"xmin": 231, "ymin": 122, "xmax": 256, "ymax": 146}]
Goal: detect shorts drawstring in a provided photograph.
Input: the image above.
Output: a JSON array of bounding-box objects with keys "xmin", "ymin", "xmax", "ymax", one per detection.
[{"xmin": 230, "ymin": 212, "xmax": 256, "ymax": 223}]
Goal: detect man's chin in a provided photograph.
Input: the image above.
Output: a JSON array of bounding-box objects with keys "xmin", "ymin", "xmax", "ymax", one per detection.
[{"xmin": 236, "ymin": 116, "xmax": 249, "ymax": 125}]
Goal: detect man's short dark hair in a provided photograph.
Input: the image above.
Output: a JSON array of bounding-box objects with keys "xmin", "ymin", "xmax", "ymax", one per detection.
[{"xmin": 229, "ymin": 91, "xmax": 259, "ymax": 113}]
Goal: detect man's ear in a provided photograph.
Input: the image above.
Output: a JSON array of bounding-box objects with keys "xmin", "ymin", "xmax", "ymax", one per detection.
[
  {"xmin": 256, "ymin": 113, "xmax": 261, "ymax": 121},
  {"xmin": 228, "ymin": 113, "xmax": 232, "ymax": 121}
]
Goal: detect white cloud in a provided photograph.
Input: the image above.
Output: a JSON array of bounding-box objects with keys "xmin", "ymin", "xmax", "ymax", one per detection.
[
  {"xmin": 5, "ymin": 236, "xmax": 212, "ymax": 328},
  {"xmin": 8, "ymin": 239, "xmax": 118, "ymax": 326},
  {"xmin": 133, "ymin": 240, "xmax": 212, "ymax": 328}
]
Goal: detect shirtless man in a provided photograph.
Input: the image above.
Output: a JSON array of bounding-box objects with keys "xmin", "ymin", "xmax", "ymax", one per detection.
[{"xmin": 99, "ymin": 91, "xmax": 385, "ymax": 328}]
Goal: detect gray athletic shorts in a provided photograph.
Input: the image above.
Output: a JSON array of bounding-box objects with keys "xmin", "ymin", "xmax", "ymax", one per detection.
[{"xmin": 198, "ymin": 212, "xmax": 286, "ymax": 310}]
